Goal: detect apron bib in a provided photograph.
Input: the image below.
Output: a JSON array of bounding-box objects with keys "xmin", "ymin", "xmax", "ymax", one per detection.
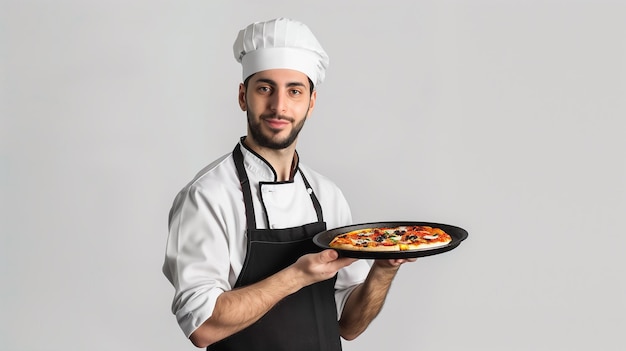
[{"xmin": 208, "ymin": 145, "xmax": 342, "ymax": 351}]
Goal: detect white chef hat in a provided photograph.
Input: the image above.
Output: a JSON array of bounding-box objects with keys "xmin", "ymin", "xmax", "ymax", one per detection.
[{"xmin": 233, "ymin": 18, "xmax": 329, "ymax": 88}]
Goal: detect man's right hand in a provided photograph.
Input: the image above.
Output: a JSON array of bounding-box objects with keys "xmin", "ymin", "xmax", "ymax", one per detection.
[{"xmin": 291, "ymin": 249, "xmax": 357, "ymax": 286}]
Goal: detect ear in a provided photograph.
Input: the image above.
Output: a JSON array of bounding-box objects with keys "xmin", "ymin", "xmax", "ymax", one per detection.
[
  {"xmin": 238, "ymin": 83, "xmax": 247, "ymax": 111},
  {"xmin": 306, "ymin": 90, "xmax": 317, "ymax": 118}
]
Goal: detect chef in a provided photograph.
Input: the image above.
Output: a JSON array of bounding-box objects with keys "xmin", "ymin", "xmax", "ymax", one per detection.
[{"xmin": 162, "ymin": 18, "xmax": 416, "ymax": 350}]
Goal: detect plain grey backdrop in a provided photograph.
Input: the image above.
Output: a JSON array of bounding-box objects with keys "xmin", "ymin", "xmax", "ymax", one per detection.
[{"xmin": 2, "ymin": 0, "xmax": 625, "ymax": 350}]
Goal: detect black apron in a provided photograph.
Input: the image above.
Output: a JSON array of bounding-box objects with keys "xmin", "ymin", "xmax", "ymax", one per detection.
[{"xmin": 208, "ymin": 145, "xmax": 342, "ymax": 351}]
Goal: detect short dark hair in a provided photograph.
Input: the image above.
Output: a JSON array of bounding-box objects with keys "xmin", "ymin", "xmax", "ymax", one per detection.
[{"xmin": 243, "ymin": 75, "xmax": 315, "ymax": 95}]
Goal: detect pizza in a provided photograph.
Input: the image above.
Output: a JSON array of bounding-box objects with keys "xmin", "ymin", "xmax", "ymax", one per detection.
[{"xmin": 328, "ymin": 225, "xmax": 452, "ymax": 252}]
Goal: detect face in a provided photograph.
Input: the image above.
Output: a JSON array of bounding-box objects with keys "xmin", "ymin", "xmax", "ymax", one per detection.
[{"xmin": 239, "ymin": 69, "xmax": 316, "ymax": 150}]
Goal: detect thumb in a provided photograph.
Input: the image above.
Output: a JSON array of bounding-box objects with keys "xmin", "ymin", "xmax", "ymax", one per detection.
[{"xmin": 318, "ymin": 249, "xmax": 339, "ymax": 263}]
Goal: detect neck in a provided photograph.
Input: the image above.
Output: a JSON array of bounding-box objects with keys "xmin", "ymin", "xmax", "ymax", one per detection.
[{"xmin": 243, "ymin": 137, "xmax": 298, "ymax": 181}]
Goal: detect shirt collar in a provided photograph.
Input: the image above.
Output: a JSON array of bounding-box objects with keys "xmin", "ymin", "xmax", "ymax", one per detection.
[{"xmin": 238, "ymin": 137, "xmax": 299, "ymax": 182}]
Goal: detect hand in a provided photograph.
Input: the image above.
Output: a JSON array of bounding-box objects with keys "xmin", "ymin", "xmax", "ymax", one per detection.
[
  {"xmin": 373, "ymin": 257, "xmax": 417, "ymax": 269},
  {"xmin": 292, "ymin": 249, "xmax": 357, "ymax": 286}
]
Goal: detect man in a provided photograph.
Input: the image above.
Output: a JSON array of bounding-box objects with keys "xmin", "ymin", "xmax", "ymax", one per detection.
[{"xmin": 162, "ymin": 18, "xmax": 415, "ymax": 350}]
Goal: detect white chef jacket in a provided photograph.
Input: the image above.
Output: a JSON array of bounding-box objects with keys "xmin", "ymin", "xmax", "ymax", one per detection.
[{"xmin": 162, "ymin": 141, "xmax": 371, "ymax": 337}]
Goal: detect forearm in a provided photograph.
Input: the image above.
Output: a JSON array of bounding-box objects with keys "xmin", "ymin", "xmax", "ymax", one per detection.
[
  {"xmin": 190, "ymin": 266, "xmax": 303, "ymax": 347},
  {"xmin": 338, "ymin": 264, "xmax": 400, "ymax": 340},
  {"xmin": 189, "ymin": 249, "xmax": 353, "ymax": 348}
]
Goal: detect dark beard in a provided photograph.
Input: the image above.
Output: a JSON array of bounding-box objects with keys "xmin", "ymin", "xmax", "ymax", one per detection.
[{"xmin": 247, "ymin": 111, "xmax": 307, "ymax": 150}]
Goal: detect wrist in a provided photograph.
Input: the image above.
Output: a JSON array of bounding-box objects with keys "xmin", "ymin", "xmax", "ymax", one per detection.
[
  {"xmin": 366, "ymin": 262, "xmax": 399, "ymax": 284},
  {"xmin": 372, "ymin": 260, "xmax": 402, "ymax": 271},
  {"xmin": 279, "ymin": 265, "xmax": 308, "ymax": 293}
]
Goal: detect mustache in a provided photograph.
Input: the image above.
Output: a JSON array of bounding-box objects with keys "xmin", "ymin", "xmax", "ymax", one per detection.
[{"xmin": 260, "ymin": 113, "xmax": 294, "ymax": 122}]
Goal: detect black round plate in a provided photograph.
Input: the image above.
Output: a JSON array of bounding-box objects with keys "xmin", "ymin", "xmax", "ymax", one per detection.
[{"xmin": 313, "ymin": 221, "xmax": 469, "ymax": 259}]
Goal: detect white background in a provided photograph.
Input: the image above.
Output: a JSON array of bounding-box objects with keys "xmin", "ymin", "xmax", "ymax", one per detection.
[{"xmin": 2, "ymin": 1, "xmax": 625, "ymax": 350}]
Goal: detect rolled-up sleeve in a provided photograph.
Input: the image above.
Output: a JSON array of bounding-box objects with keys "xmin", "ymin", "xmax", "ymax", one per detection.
[{"xmin": 162, "ymin": 184, "xmax": 233, "ymax": 337}]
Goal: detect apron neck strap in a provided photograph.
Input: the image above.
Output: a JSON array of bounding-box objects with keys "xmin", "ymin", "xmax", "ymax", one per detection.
[
  {"xmin": 233, "ymin": 144, "xmax": 256, "ymax": 228},
  {"xmin": 300, "ymin": 171, "xmax": 324, "ymax": 222}
]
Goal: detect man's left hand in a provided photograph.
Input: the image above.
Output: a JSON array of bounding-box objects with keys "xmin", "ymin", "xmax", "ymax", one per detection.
[{"xmin": 373, "ymin": 258, "xmax": 417, "ymax": 269}]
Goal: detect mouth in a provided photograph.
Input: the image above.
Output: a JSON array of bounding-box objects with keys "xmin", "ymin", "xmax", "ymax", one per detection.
[{"xmin": 262, "ymin": 116, "xmax": 292, "ymax": 130}]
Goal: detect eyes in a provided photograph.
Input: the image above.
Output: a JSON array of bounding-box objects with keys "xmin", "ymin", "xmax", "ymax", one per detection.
[{"xmin": 255, "ymin": 85, "xmax": 305, "ymax": 97}]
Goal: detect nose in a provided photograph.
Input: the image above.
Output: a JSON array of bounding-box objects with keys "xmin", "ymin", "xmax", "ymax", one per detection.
[{"xmin": 269, "ymin": 91, "xmax": 288, "ymax": 113}]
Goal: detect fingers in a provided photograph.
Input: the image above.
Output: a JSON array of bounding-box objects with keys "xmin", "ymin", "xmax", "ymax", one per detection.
[
  {"xmin": 374, "ymin": 257, "xmax": 418, "ymax": 268},
  {"xmin": 392, "ymin": 258, "xmax": 417, "ymax": 264},
  {"xmin": 394, "ymin": 258, "xmax": 417, "ymax": 265},
  {"xmin": 292, "ymin": 250, "xmax": 357, "ymax": 286}
]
